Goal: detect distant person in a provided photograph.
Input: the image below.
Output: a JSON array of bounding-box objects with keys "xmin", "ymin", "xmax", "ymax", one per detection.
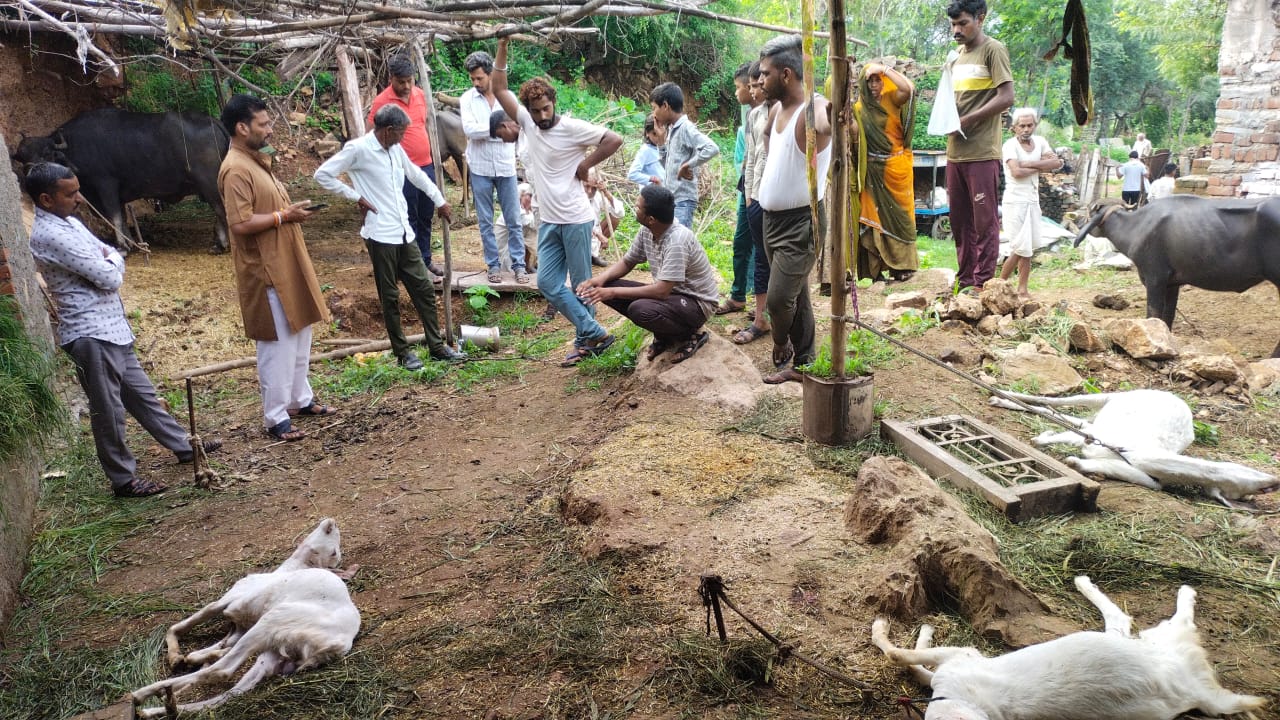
[
  {"xmin": 368, "ymin": 54, "xmax": 443, "ymax": 276},
  {"xmin": 577, "ymin": 185, "xmax": 719, "ymax": 364},
  {"xmin": 27, "ymin": 162, "xmax": 221, "ymax": 498},
  {"xmin": 627, "ymin": 114, "xmax": 666, "ymax": 192},
  {"xmin": 997, "ymin": 107, "xmax": 1060, "ymax": 299},
  {"xmin": 314, "ymin": 104, "xmax": 467, "ymax": 371},
  {"xmin": 944, "ymin": 0, "xmax": 1014, "ymax": 292},
  {"xmin": 219, "ymin": 94, "xmax": 336, "ymax": 443},
  {"xmin": 585, "ymin": 168, "xmax": 623, "ymax": 267},
  {"xmin": 716, "ymin": 62, "xmax": 758, "ymax": 317},
  {"xmin": 492, "ymin": 37, "xmax": 624, "ymax": 367},
  {"xmin": 1117, "ymin": 150, "xmax": 1150, "ymax": 205},
  {"xmin": 734, "ymin": 60, "xmax": 773, "ymax": 347},
  {"xmin": 1148, "ymin": 162, "xmax": 1180, "ymax": 200},
  {"xmin": 1132, "ymin": 132, "xmax": 1153, "ymax": 160},
  {"xmin": 494, "ymin": 181, "xmax": 538, "ymax": 271},
  {"xmin": 460, "ymin": 50, "xmax": 528, "ymax": 284},
  {"xmin": 649, "ymin": 81, "xmax": 720, "ymax": 228},
  {"xmin": 756, "ymin": 35, "xmax": 833, "ymax": 384},
  {"xmin": 854, "ymin": 61, "xmax": 918, "ymax": 283}
]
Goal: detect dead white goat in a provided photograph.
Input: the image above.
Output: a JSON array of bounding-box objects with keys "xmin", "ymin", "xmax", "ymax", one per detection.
[
  {"xmin": 988, "ymin": 389, "xmax": 1277, "ymax": 508},
  {"xmin": 129, "ymin": 518, "xmax": 360, "ymax": 718},
  {"xmin": 872, "ymin": 576, "xmax": 1266, "ymax": 720}
]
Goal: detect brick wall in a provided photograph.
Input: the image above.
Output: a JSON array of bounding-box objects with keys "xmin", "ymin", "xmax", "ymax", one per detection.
[{"xmin": 1199, "ymin": 0, "xmax": 1280, "ymax": 197}]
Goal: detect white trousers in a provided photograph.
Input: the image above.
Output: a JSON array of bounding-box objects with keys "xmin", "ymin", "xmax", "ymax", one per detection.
[
  {"xmin": 1002, "ymin": 200, "xmax": 1042, "ymax": 258},
  {"xmin": 257, "ymin": 288, "xmax": 315, "ymax": 429}
]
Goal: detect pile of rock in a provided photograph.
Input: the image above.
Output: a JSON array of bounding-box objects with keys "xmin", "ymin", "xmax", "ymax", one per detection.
[{"xmin": 857, "ymin": 276, "xmax": 1280, "ymax": 398}]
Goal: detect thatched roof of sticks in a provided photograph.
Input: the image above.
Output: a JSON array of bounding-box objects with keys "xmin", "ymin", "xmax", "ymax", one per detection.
[{"xmin": 2, "ymin": 0, "xmax": 822, "ymax": 83}]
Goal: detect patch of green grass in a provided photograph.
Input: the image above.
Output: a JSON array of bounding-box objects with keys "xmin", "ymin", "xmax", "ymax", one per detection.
[
  {"xmin": 497, "ymin": 293, "xmax": 545, "ymax": 334},
  {"xmin": 0, "ymin": 296, "xmax": 66, "ymax": 462},
  {"xmin": 948, "ymin": 489, "xmax": 1280, "ymax": 613},
  {"xmin": 894, "ymin": 308, "xmax": 941, "ymax": 338},
  {"xmin": 0, "ymin": 436, "xmax": 184, "ymax": 719},
  {"xmin": 1193, "ymin": 419, "xmax": 1220, "ymax": 446},
  {"xmin": 576, "ymin": 322, "xmax": 647, "ymax": 378},
  {"xmin": 915, "ymin": 235, "xmax": 959, "ymax": 272},
  {"xmin": 515, "ymin": 330, "xmax": 567, "ymax": 360},
  {"xmin": 1021, "ymin": 308, "xmax": 1076, "ymax": 353}
]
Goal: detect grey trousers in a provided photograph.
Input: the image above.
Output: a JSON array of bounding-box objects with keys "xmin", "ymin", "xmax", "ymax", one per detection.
[{"xmin": 63, "ymin": 337, "xmax": 189, "ymax": 491}]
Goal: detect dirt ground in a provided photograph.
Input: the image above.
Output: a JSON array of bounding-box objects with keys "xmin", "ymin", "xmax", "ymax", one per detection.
[{"xmin": 17, "ymin": 179, "xmax": 1280, "ymax": 718}]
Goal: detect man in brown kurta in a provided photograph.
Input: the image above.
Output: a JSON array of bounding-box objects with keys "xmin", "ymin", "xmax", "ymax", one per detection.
[{"xmin": 218, "ymin": 94, "xmax": 335, "ymax": 442}]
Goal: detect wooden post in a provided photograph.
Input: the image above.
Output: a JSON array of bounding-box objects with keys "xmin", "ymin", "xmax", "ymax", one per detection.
[
  {"xmin": 827, "ymin": 0, "xmax": 851, "ymax": 379},
  {"xmin": 335, "ymin": 45, "xmax": 364, "ymax": 138},
  {"xmin": 412, "ymin": 37, "xmax": 455, "ymax": 346}
]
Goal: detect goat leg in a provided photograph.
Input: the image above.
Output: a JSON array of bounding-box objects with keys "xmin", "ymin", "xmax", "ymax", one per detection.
[{"xmin": 1073, "ymin": 576, "xmax": 1133, "ymax": 637}]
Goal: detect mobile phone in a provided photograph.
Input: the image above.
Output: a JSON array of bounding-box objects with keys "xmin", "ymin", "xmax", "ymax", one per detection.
[{"xmin": 306, "ymin": 202, "xmax": 329, "ymax": 211}]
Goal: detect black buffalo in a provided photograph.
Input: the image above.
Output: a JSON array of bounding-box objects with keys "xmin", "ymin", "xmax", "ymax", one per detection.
[{"xmin": 14, "ymin": 109, "xmax": 231, "ymax": 252}]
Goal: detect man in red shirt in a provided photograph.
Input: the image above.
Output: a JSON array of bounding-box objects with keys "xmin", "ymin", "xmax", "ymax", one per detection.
[{"xmin": 368, "ymin": 55, "xmax": 443, "ymax": 276}]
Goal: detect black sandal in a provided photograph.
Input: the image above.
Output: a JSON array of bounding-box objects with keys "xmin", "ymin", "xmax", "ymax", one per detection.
[
  {"xmin": 646, "ymin": 338, "xmax": 672, "ymax": 361},
  {"xmin": 114, "ymin": 478, "xmax": 169, "ymax": 498},
  {"xmin": 671, "ymin": 331, "xmax": 709, "ymax": 364},
  {"xmin": 266, "ymin": 420, "xmax": 307, "ymax": 442}
]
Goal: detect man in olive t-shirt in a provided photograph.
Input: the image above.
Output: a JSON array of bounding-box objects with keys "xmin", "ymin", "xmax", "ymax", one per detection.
[{"xmin": 945, "ymin": 0, "xmax": 1014, "ymax": 290}]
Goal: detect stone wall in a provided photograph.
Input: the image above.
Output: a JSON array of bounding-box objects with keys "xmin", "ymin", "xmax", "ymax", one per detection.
[
  {"xmin": 1201, "ymin": 0, "xmax": 1280, "ymax": 197},
  {"xmin": 0, "ymin": 130, "xmax": 55, "ymax": 634}
]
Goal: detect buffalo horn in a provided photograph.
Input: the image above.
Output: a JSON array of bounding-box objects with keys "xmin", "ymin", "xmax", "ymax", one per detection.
[
  {"xmin": 1073, "ymin": 211, "xmax": 1102, "ymax": 246},
  {"xmin": 52, "ymin": 131, "xmax": 67, "ymax": 150}
]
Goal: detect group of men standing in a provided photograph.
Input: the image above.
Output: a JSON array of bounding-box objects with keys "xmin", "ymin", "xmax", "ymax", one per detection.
[{"xmin": 25, "ymin": 0, "xmax": 1026, "ymax": 495}]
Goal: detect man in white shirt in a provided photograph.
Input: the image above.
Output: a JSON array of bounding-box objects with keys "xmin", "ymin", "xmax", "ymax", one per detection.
[
  {"xmin": 26, "ymin": 162, "xmax": 220, "ymax": 497},
  {"xmin": 314, "ymin": 105, "xmax": 467, "ymax": 370},
  {"xmin": 1117, "ymin": 150, "xmax": 1150, "ymax": 206},
  {"xmin": 997, "ymin": 107, "xmax": 1060, "ymax": 298},
  {"xmin": 1132, "ymin": 132, "xmax": 1153, "ymax": 160},
  {"xmin": 492, "ymin": 37, "xmax": 624, "ymax": 367},
  {"xmin": 461, "ymin": 51, "xmax": 527, "ymax": 285},
  {"xmin": 1148, "ymin": 162, "xmax": 1179, "ymax": 200}
]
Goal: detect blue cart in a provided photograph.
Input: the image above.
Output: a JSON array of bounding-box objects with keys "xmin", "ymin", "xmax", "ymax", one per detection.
[{"xmin": 914, "ymin": 150, "xmax": 951, "ymax": 240}]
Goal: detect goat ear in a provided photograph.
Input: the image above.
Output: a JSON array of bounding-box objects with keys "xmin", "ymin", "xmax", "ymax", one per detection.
[{"xmin": 320, "ymin": 518, "xmax": 336, "ymax": 534}]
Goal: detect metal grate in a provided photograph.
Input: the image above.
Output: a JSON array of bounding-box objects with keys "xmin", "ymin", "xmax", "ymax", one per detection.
[
  {"xmin": 882, "ymin": 415, "xmax": 1100, "ymax": 522},
  {"xmin": 917, "ymin": 419, "xmax": 1061, "ymax": 487}
]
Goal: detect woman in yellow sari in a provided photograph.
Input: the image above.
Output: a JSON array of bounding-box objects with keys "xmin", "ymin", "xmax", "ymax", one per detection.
[{"xmin": 855, "ymin": 62, "xmax": 917, "ymax": 282}]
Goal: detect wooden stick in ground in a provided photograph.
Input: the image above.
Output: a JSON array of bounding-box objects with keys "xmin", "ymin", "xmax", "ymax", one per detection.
[
  {"xmin": 175, "ymin": 333, "xmax": 428, "ymax": 379},
  {"xmin": 186, "ymin": 377, "xmax": 198, "ymax": 485},
  {"xmin": 413, "ymin": 36, "xmax": 456, "ymax": 346}
]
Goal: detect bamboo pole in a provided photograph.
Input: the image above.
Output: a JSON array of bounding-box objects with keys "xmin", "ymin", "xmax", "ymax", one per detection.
[
  {"xmin": 827, "ymin": 0, "xmax": 850, "ymax": 379},
  {"xmin": 174, "ymin": 334, "xmax": 427, "ymax": 379},
  {"xmin": 413, "ymin": 37, "xmax": 456, "ymax": 346}
]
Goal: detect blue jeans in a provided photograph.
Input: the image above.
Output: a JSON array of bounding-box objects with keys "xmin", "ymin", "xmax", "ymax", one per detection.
[
  {"xmin": 730, "ymin": 193, "xmax": 756, "ymax": 301},
  {"xmin": 405, "ymin": 163, "xmax": 436, "ymax": 263},
  {"xmin": 674, "ymin": 199, "xmax": 697, "ymax": 229},
  {"xmin": 537, "ymin": 221, "xmax": 606, "ymax": 346},
  {"xmin": 472, "ymin": 173, "xmax": 524, "ymax": 272}
]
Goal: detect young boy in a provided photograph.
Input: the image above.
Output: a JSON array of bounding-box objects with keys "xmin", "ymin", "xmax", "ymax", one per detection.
[{"xmin": 649, "ymin": 82, "xmax": 720, "ymax": 228}]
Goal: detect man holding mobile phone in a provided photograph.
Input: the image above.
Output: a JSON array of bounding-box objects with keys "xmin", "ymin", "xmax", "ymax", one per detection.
[{"xmin": 315, "ymin": 104, "xmax": 467, "ymax": 371}]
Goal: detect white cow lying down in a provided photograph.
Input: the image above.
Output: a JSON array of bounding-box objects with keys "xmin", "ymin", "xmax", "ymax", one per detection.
[
  {"xmin": 988, "ymin": 389, "xmax": 1278, "ymax": 508},
  {"xmin": 129, "ymin": 518, "xmax": 360, "ymax": 718},
  {"xmin": 872, "ymin": 576, "xmax": 1266, "ymax": 720}
]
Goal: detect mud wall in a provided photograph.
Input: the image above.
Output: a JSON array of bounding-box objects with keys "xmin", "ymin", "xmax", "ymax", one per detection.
[
  {"xmin": 0, "ymin": 30, "xmax": 116, "ymax": 149},
  {"xmin": 0, "ymin": 128, "xmax": 56, "ymax": 636}
]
